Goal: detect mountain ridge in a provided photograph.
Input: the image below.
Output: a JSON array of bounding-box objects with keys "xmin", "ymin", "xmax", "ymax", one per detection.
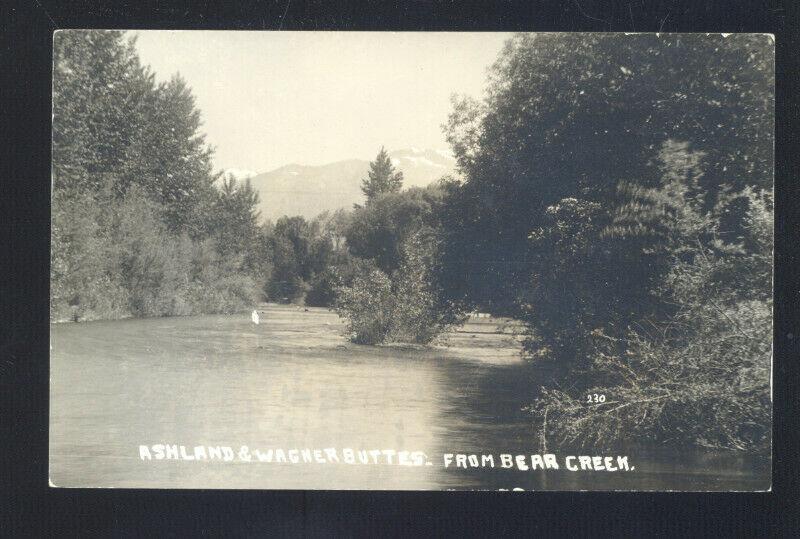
[{"xmin": 243, "ymin": 149, "xmax": 456, "ymax": 221}]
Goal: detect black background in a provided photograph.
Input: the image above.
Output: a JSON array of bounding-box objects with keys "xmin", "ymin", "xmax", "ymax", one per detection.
[{"xmin": 1, "ymin": 1, "xmax": 798, "ymax": 536}]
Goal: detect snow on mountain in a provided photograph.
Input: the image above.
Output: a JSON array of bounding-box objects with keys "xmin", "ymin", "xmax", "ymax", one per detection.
[
  {"xmin": 221, "ymin": 167, "xmax": 257, "ymax": 180},
  {"xmin": 247, "ymin": 149, "xmax": 456, "ymax": 221}
]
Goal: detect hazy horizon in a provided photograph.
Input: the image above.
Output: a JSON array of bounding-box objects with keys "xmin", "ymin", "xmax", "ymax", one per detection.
[{"xmin": 132, "ymin": 31, "xmax": 513, "ymax": 176}]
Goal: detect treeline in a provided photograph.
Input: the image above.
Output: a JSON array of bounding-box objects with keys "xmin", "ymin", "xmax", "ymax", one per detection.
[
  {"xmin": 333, "ymin": 150, "xmax": 463, "ymax": 344},
  {"xmin": 435, "ymin": 34, "xmax": 773, "ymax": 452},
  {"xmin": 50, "ymin": 30, "xmax": 452, "ymax": 327},
  {"xmin": 52, "ymin": 30, "xmax": 264, "ymax": 321},
  {"xmin": 53, "ymin": 31, "xmax": 774, "ymax": 452},
  {"xmin": 264, "ymin": 148, "xmax": 462, "ymax": 344}
]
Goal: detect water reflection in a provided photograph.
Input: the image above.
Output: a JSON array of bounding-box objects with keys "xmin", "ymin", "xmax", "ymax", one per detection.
[{"xmin": 49, "ymin": 306, "xmax": 769, "ymax": 490}]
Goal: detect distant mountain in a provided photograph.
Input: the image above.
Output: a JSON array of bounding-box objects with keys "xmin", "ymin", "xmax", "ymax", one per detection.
[
  {"xmin": 387, "ymin": 148, "xmax": 455, "ymax": 189},
  {"xmin": 221, "ymin": 167, "xmax": 257, "ymax": 180},
  {"xmin": 248, "ymin": 159, "xmax": 366, "ymax": 222},
  {"xmin": 247, "ymin": 149, "xmax": 456, "ymax": 221}
]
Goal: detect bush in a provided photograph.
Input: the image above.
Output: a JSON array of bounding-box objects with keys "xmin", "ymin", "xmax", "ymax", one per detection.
[
  {"xmin": 334, "ymin": 266, "xmax": 395, "ymax": 344},
  {"xmin": 388, "ymin": 230, "xmax": 464, "ymax": 343},
  {"xmin": 532, "ymin": 294, "xmax": 771, "ymax": 452},
  {"xmin": 112, "ymin": 188, "xmax": 193, "ymax": 317},
  {"xmin": 533, "ymin": 300, "xmax": 771, "ymax": 449},
  {"xmin": 51, "ymin": 185, "xmax": 260, "ymax": 321},
  {"xmin": 186, "ymin": 238, "xmax": 261, "ymax": 314},
  {"xmin": 529, "ymin": 159, "xmax": 773, "ymax": 452},
  {"xmin": 51, "ymin": 188, "xmax": 130, "ymax": 321},
  {"xmin": 335, "ymin": 230, "xmax": 464, "ymax": 345}
]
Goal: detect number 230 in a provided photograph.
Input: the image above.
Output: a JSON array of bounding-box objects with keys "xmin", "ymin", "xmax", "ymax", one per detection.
[{"xmin": 587, "ymin": 393, "xmax": 606, "ymax": 403}]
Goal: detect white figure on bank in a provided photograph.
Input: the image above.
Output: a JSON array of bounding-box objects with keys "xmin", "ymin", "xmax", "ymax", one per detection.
[{"xmin": 251, "ymin": 309, "xmax": 260, "ymax": 325}]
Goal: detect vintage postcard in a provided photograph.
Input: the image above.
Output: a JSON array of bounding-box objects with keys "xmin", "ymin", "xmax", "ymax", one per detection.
[{"xmin": 49, "ymin": 31, "xmax": 773, "ymax": 490}]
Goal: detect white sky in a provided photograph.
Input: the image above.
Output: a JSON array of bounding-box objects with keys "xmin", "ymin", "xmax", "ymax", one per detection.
[{"xmin": 131, "ymin": 31, "xmax": 512, "ymax": 174}]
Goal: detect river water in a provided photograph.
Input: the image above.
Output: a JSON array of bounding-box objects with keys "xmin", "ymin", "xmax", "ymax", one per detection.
[{"xmin": 49, "ymin": 305, "xmax": 769, "ymax": 490}]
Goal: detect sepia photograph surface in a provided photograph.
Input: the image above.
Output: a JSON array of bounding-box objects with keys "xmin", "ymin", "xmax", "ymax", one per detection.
[{"xmin": 49, "ymin": 31, "xmax": 774, "ymax": 491}]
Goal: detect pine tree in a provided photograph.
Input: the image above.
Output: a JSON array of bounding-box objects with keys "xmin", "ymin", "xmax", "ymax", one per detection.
[{"xmin": 360, "ymin": 147, "xmax": 403, "ymax": 202}]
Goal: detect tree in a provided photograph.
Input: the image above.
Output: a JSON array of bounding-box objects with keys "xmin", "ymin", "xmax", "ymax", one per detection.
[
  {"xmin": 52, "ymin": 30, "xmax": 154, "ymax": 195},
  {"xmin": 53, "ymin": 30, "xmax": 219, "ymax": 236},
  {"xmin": 210, "ymin": 175, "xmax": 262, "ymax": 273},
  {"xmin": 312, "ymin": 209, "xmax": 351, "ymax": 254},
  {"xmin": 50, "ymin": 185, "xmax": 129, "ymax": 321},
  {"xmin": 303, "ymin": 210, "xmax": 359, "ymax": 307},
  {"xmin": 335, "ymin": 266, "xmax": 395, "ymax": 344},
  {"xmin": 51, "ymin": 30, "xmax": 260, "ymax": 320},
  {"xmin": 124, "ymin": 74, "xmax": 219, "ymax": 236},
  {"xmin": 360, "ymin": 147, "xmax": 403, "ymax": 202},
  {"xmin": 52, "ymin": 30, "xmax": 153, "ymax": 320},
  {"xmin": 438, "ymin": 33, "xmax": 774, "ymax": 360},
  {"xmin": 529, "ymin": 143, "xmax": 773, "ymax": 452},
  {"xmin": 111, "ymin": 187, "xmax": 194, "ymax": 317},
  {"xmin": 346, "ymin": 185, "xmax": 443, "ymax": 274},
  {"xmin": 336, "ymin": 180, "xmax": 462, "ymax": 344},
  {"xmin": 389, "ymin": 228, "xmax": 464, "ymax": 343},
  {"xmin": 335, "ymin": 227, "xmax": 463, "ymax": 345},
  {"xmin": 265, "ymin": 215, "xmax": 333, "ymax": 303}
]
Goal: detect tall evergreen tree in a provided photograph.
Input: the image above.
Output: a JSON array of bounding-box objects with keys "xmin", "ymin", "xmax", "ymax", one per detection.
[{"xmin": 360, "ymin": 147, "xmax": 403, "ymax": 202}]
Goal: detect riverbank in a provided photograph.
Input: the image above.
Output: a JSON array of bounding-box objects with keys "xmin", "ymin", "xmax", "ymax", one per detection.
[{"xmin": 49, "ymin": 305, "xmax": 769, "ymax": 490}]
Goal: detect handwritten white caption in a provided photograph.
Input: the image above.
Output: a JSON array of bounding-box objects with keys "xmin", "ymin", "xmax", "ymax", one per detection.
[{"xmin": 138, "ymin": 445, "xmax": 634, "ymax": 471}]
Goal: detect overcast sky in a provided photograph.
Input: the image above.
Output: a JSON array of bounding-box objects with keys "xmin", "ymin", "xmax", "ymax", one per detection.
[{"xmin": 132, "ymin": 31, "xmax": 512, "ymax": 175}]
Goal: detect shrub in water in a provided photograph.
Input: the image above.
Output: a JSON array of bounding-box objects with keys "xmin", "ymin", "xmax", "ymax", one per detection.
[
  {"xmin": 335, "ymin": 267, "xmax": 395, "ymax": 344},
  {"xmin": 335, "ymin": 230, "xmax": 464, "ymax": 345}
]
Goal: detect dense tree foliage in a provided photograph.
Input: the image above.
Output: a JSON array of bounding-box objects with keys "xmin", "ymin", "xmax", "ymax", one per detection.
[
  {"xmin": 211, "ymin": 175, "xmax": 263, "ymax": 274},
  {"xmin": 53, "ymin": 31, "xmax": 218, "ymax": 235},
  {"xmin": 335, "ymin": 182, "xmax": 463, "ymax": 344},
  {"xmin": 440, "ymin": 33, "xmax": 773, "ymax": 362},
  {"xmin": 335, "ymin": 226, "xmax": 462, "ymax": 345},
  {"xmin": 439, "ymin": 33, "xmax": 773, "ymax": 451},
  {"xmin": 51, "ymin": 30, "xmax": 773, "ymax": 452},
  {"xmin": 267, "ymin": 216, "xmax": 318, "ymax": 302},
  {"xmin": 53, "ymin": 31, "xmax": 152, "ymax": 195},
  {"xmin": 345, "ymin": 185, "xmax": 444, "ymax": 274},
  {"xmin": 51, "ymin": 30, "xmax": 259, "ymax": 320},
  {"xmin": 533, "ymin": 145, "xmax": 772, "ymax": 451}
]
